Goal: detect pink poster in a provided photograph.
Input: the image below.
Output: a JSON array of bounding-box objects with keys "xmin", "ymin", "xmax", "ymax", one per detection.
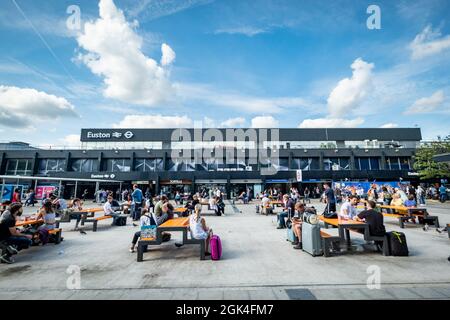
[{"xmin": 35, "ymin": 186, "xmax": 56, "ymax": 200}]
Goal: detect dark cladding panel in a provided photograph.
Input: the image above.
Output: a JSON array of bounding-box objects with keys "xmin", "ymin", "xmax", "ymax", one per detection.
[{"xmin": 80, "ymin": 128, "xmax": 422, "ymax": 143}]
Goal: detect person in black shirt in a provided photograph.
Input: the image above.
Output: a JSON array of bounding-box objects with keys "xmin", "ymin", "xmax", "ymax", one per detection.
[
  {"xmin": 354, "ymin": 200, "xmax": 386, "ymax": 250},
  {"xmin": 323, "ymin": 184, "xmax": 336, "ymax": 215},
  {"xmin": 0, "ymin": 203, "xmax": 33, "ymax": 264}
]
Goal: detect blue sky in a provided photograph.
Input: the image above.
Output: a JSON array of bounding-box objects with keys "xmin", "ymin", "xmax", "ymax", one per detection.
[{"xmin": 0, "ymin": 0, "xmax": 449, "ymax": 147}]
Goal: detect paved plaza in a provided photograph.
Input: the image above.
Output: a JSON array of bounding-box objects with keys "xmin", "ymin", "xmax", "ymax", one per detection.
[{"xmin": 1, "ymin": 199, "xmax": 449, "ymax": 300}]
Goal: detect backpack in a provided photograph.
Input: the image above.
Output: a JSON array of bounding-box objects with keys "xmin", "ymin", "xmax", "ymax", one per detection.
[
  {"xmin": 113, "ymin": 216, "xmax": 127, "ymax": 226},
  {"xmin": 387, "ymin": 231, "xmax": 409, "ymax": 256},
  {"xmin": 210, "ymin": 235, "xmax": 222, "ymax": 260}
]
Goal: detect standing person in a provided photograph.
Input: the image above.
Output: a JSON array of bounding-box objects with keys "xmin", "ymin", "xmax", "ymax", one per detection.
[
  {"xmin": 25, "ymin": 189, "xmax": 36, "ymax": 207},
  {"xmin": 174, "ymin": 191, "xmax": 181, "ymax": 205},
  {"xmin": 82, "ymin": 189, "xmax": 88, "ymax": 202},
  {"xmin": 0, "ymin": 203, "xmax": 33, "ymax": 264},
  {"xmin": 323, "ymin": 184, "xmax": 336, "ymax": 216},
  {"xmin": 439, "ymin": 184, "xmax": 447, "ymax": 203},
  {"xmin": 304, "ymin": 187, "xmax": 311, "ymax": 204},
  {"xmin": 131, "ymin": 184, "xmax": 143, "ymax": 221},
  {"xmin": 12, "ymin": 188, "xmax": 21, "ymax": 204},
  {"xmin": 189, "ymin": 204, "xmax": 212, "ymax": 257},
  {"xmin": 416, "ymin": 185, "xmax": 426, "ymax": 206}
]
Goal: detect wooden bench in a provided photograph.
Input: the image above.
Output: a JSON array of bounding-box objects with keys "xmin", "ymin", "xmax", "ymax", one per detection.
[
  {"xmin": 382, "ymin": 213, "xmax": 411, "ymax": 228},
  {"xmin": 137, "ymin": 217, "xmax": 205, "ymax": 262},
  {"xmin": 48, "ymin": 228, "xmax": 62, "ymax": 244},
  {"xmin": 321, "ymin": 230, "xmax": 341, "ymax": 257},
  {"xmin": 81, "ymin": 215, "xmax": 114, "ymax": 232}
]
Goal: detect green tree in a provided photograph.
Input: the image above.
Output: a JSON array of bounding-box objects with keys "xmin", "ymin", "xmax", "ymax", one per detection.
[{"xmin": 413, "ymin": 135, "xmax": 450, "ymax": 180}]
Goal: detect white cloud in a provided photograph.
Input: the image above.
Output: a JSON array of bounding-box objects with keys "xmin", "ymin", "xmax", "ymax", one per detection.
[
  {"xmin": 161, "ymin": 43, "xmax": 176, "ymax": 66},
  {"xmin": 76, "ymin": 0, "xmax": 174, "ymax": 106},
  {"xmin": 214, "ymin": 26, "xmax": 268, "ymax": 37},
  {"xmin": 0, "ymin": 85, "xmax": 78, "ymax": 128},
  {"xmin": 251, "ymin": 116, "xmax": 279, "ymax": 128},
  {"xmin": 410, "ymin": 25, "xmax": 450, "ymax": 60},
  {"xmin": 221, "ymin": 117, "xmax": 246, "ymax": 127},
  {"xmin": 202, "ymin": 116, "xmax": 216, "ymax": 128},
  {"xmin": 405, "ymin": 90, "xmax": 445, "ymax": 114},
  {"xmin": 298, "ymin": 118, "xmax": 365, "ymax": 128},
  {"xmin": 176, "ymin": 83, "xmax": 310, "ymax": 114},
  {"xmin": 113, "ymin": 114, "xmax": 193, "ymax": 128},
  {"xmin": 327, "ymin": 58, "xmax": 374, "ymax": 117},
  {"xmin": 380, "ymin": 123, "xmax": 399, "ymax": 128},
  {"xmin": 60, "ymin": 134, "xmax": 81, "ymax": 148}
]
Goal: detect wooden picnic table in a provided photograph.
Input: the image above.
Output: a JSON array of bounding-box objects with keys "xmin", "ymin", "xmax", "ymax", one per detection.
[
  {"xmin": 319, "ymin": 216, "xmax": 368, "ymax": 249},
  {"xmin": 15, "ymin": 219, "xmax": 43, "ymax": 227},
  {"xmin": 137, "ymin": 217, "xmax": 205, "ymax": 261}
]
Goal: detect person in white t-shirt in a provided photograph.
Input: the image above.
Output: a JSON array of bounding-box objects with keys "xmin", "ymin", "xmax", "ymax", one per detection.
[{"xmin": 339, "ymin": 195, "xmax": 358, "ymax": 219}]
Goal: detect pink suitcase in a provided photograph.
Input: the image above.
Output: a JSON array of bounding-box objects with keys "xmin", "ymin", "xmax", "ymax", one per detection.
[{"xmin": 210, "ymin": 235, "xmax": 222, "ymax": 260}]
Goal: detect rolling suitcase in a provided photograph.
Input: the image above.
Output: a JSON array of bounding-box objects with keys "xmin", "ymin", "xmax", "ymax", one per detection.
[
  {"xmin": 286, "ymin": 226, "xmax": 297, "ymax": 243},
  {"xmin": 210, "ymin": 235, "xmax": 222, "ymax": 260},
  {"xmin": 301, "ymin": 222, "xmax": 323, "ymax": 256}
]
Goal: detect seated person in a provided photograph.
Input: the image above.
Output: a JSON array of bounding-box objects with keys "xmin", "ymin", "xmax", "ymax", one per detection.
[
  {"xmin": 154, "ymin": 195, "xmax": 169, "ymax": 217},
  {"xmin": 68, "ymin": 198, "xmax": 84, "ymax": 230},
  {"xmin": 104, "ymin": 196, "xmax": 121, "ymax": 224},
  {"xmin": 291, "ymin": 203, "xmax": 317, "ymax": 250},
  {"xmin": 0, "ymin": 203, "xmax": 33, "ymax": 264},
  {"xmin": 185, "ymin": 195, "xmax": 199, "ymax": 211},
  {"xmin": 261, "ymin": 194, "xmax": 271, "ymax": 214},
  {"xmin": 208, "ymin": 196, "xmax": 217, "ymax": 211},
  {"xmin": 36, "ymin": 200, "xmax": 57, "ymax": 245},
  {"xmin": 277, "ymin": 195, "xmax": 295, "ymax": 229},
  {"xmin": 404, "ymin": 195, "xmax": 417, "ymax": 208},
  {"xmin": 49, "ymin": 194, "xmax": 68, "ymax": 213},
  {"xmin": 154, "ymin": 202, "xmax": 171, "ymax": 226},
  {"xmin": 339, "ymin": 195, "xmax": 358, "ymax": 219},
  {"xmin": 215, "ymin": 196, "xmax": 225, "ymax": 216},
  {"xmin": 129, "ymin": 208, "xmax": 156, "ymax": 253},
  {"xmin": 189, "ymin": 204, "xmax": 212, "ymax": 256},
  {"xmin": 353, "ymin": 200, "xmax": 386, "ymax": 251},
  {"xmin": 390, "ymin": 193, "xmax": 404, "ymax": 207}
]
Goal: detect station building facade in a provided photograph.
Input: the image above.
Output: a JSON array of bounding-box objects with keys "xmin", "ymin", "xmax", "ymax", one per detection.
[{"xmin": 0, "ymin": 128, "xmax": 422, "ymax": 200}]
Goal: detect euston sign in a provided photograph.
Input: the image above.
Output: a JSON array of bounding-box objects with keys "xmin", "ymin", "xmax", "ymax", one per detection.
[{"xmin": 83, "ymin": 130, "xmax": 134, "ymax": 141}]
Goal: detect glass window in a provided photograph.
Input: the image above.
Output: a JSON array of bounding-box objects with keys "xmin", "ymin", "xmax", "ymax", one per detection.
[
  {"xmin": 355, "ymin": 157, "xmax": 380, "ymax": 170},
  {"xmin": 356, "ymin": 157, "xmax": 370, "ymax": 170},
  {"xmin": 71, "ymin": 159, "xmax": 98, "ymax": 172},
  {"xmin": 386, "ymin": 157, "xmax": 400, "ymax": 170},
  {"xmin": 273, "ymin": 158, "xmax": 289, "ymax": 171},
  {"xmin": 370, "ymin": 158, "xmax": 380, "ymax": 170},
  {"xmin": 168, "ymin": 159, "xmax": 196, "ymax": 172},
  {"xmin": 38, "ymin": 159, "xmax": 66, "ymax": 174},
  {"xmin": 400, "ymin": 157, "xmax": 411, "ymax": 170},
  {"xmin": 5, "ymin": 159, "xmax": 32, "ymax": 175},
  {"xmin": 291, "ymin": 158, "xmax": 319, "ymax": 171},
  {"xmin": 105, "ymin": 159, "xmax": 131, "ymax": 172},
  {"xmin": 323, "ymin": 157, "xmax": 350, "ymax": 171},
  {"xmin": 135, "ymin": 159, "xmax": 164, "ymax": 172}
]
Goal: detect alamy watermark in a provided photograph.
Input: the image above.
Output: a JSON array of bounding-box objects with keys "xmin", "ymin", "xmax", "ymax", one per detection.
[
  {"xmin": 366, "ymin": 265, "xmax": 381, "ymax": 289},
  {"xmin": 66, "ymin": 265, "xmax": 81, "ymax": 290},
  {"xmin": 367, "ymin": 5, "xmax": 381, "ymax": 30},
  {"xmin": 170, "ymin": 128, "xmax": 280, "ymax": 176}
]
